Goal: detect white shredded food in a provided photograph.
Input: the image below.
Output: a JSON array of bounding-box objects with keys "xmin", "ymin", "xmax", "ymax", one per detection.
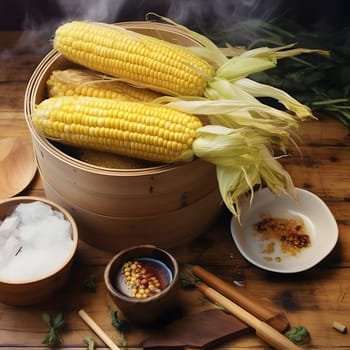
[{"xmin": 0, "ymin": 201, "xmax": 73, "ymax": 281}]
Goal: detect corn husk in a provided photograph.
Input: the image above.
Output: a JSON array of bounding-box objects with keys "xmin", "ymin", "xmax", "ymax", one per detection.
[{"xmin": 192, "ymin": 125, "xmax": 295, "ymax": 218}]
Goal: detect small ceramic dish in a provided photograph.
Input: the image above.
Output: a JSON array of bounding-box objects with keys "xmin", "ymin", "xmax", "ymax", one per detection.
[
  {"xmin": 104, "ymin": 245, "xmax": 179, "ymax": 325},
  {"xmin": 230, "ymin": 188, "xmax": 338, "ymax": 273}
]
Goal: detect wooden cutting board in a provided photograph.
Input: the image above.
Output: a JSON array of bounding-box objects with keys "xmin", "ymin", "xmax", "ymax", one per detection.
[{"xmin": 141, "ymin": 309, "xmax": 251, "ymax": 349}]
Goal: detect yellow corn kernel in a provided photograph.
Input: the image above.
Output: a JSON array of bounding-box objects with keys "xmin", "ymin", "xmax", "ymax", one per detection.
[
  {"xmin": 32, "ymin": 96, "xmax": 203, "ymax": 163},
  {"xmin": 47, "ymin": 69, "xmax": 161, "ymax": 102},
  {"xmin": 54, "ymin": 21, "xmax": 215, "ymax": 96}
]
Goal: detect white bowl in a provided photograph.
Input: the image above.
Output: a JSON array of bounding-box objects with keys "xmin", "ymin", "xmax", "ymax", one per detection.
[{"xmin": 230, "ymin": 188, "xmax": 338, "ymax": 273}]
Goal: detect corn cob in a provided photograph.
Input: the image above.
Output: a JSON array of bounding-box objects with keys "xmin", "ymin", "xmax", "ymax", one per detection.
[
  {"xmin": 32, "ymin": 95, "xmax": 298, "ymax": 219},
  {"xmin": 32, "ymin": 96, "xmax": 203, "ymax": 163},
  {"xmin": 47, "ymin": 69, "xmax": 161, "ymax": 102},
  {"xmin": 53, "ymin": 21, "xmax": 215, "ymax": 97},
  {"xmin": 53, "ymin": 21, "xmax": 316, "ymax": 119}
]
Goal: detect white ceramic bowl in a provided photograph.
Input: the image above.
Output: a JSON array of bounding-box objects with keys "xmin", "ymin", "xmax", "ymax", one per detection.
[{"xmin": 230, "ymin": 188, "xmax": 338, "ymax": 273}]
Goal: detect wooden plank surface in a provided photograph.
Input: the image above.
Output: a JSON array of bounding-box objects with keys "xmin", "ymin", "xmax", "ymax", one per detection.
[{"xmin": 1, "ymin": 31, "xmax": 350, "ymax": 349}]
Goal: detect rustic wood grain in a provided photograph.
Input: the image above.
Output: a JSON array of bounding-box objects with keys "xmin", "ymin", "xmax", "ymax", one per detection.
[{"xmin": 0, "ymin": 31, "xmax": 349, "ymax": 349}]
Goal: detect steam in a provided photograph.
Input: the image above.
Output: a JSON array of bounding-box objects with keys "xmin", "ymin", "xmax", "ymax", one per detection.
[
  {"xmin": 29, "ymin": 0, "xmax": 283, "ymax": 44},
  {"xmin": 2, "ymin": 0, "xmax": 125, "ymax": 58},
  {"xmin": 56, "ymin": 0, "xmax": 123, "ymax": 24},
  {"xmin": 1, "ymin": 0, "xmax": 283, "ymax": 61},
  {"xmin": 162, "ymin": 0, "xmax": 283, "ymax": 44},
  {"xmin": 166, "ymin": 0, "xmax": 281, "ymax": 28}
]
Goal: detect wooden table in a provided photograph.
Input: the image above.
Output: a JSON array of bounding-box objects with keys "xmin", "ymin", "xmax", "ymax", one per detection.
[{"xmin": 1, "ymin": 31, "xmax": 349, "ymax": 350}]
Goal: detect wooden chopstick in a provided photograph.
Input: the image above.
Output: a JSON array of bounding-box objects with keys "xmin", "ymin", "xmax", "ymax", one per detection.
[
  {"xmin": 78, "ymin": 309, "xmax": 121, "ymax": 350},
  {"xmin": 195, "ymin": 281, "xmax": 302, "ymax": 350},
  {"xmin": 191, "ymin": 265, "xmax": 289, "ymax": 332}
]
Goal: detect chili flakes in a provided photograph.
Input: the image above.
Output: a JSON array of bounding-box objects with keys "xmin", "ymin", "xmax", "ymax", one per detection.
[{"xmin": 253, "ymin": 215, "xmax": 311, "ymax": 257}]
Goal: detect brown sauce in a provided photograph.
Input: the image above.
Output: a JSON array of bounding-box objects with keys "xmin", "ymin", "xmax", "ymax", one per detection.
[
  {"xmin": 115, "ymin": 258, "xmax": 172, "ymax": 299},
  {"xmin": 254, "ymin": 215, "xmax": 311, "ymax": 258}
]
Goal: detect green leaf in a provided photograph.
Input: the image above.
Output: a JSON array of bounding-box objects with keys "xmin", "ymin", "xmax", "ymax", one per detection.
[
  {"xmin": 42, "ymin": 328, "xmax": 59, "ymax": 346},
  {"xmin": 53, "ymin": 312, "xmax": 65, "ymax": 328},
  {"xmin": 84, "ymin": 336, "xmax": 96, "ymax": 350},
  {"xmin": 109, "ymin": 310, "xmax": 128, "ymax": 335},
  {"xmin": 83, "ymin": 274, "xmax": 97, "ymax": 293},
  {"xmin": 284, "ymin": 326, "xmax": 311, "ymax": 345},
  {"xmin": 41, "ymin": 312, "xmax": 65, "ymax": 346},
  {"xmin": 42, "ymin": 312, "xmax": 51, "ymax": 327}
]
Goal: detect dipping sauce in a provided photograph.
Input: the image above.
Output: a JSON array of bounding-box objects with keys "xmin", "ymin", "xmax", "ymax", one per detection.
[
  {"xmin": 254, "ymin": 215, "xmax": 311, "ymax": 257},
  {"xmin": 115, "ymin": 258, "xmax": 173, "ymax": 299}
]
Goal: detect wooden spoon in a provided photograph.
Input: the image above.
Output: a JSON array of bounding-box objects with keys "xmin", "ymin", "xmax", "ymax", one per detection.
[{"xmin": 0, "ymin": 137, "xmax": 37, "ymax": 199}]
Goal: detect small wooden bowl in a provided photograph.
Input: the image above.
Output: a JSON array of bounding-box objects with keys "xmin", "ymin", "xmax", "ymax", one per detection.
[
  {"xmin": 0, "ymin": 196, "xmax": 78, "ymax": 306},
  {"xmin": 104, "ymin": 245, "xmax": 179, "ymax": 325}
]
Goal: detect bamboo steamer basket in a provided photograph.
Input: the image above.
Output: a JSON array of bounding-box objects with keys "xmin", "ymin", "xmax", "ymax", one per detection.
[{"xmin": 24, "ymin": 21, "xmax": 222, "ymax": 251}]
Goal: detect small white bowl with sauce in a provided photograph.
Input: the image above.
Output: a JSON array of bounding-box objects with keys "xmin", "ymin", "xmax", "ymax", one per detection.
[
  {"xmin": 104, "ymin": 245, "xmax": 179, "ymax": 325},
  {"xmin": 230, "ymin": 188, "xmax": 338, "ymax": 273}
]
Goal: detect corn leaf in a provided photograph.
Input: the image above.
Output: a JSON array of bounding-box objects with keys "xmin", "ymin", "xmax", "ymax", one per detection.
[
  {"xmin": 216, "ymin": 164, "xmax": 259, "ymax": 218},
  {"xmin": 164, "ymin": 97, "xmax": 299, "ymax": 128},
  {"xmin": 216, "ymin": 55, "xmax": 276, "ymax": 81},
  {"xmin": 234, "ymin": 78, "xmax": 313, "ymax": 119},
  {"xmin": 193, "ymin": 125, "xmax": 268, "ymax": 167},
  {"xmin": 213, "ymin": 45, "xmax": 327, "ymax": 82},
  {"xmin": 205, "ymin": 78, "xmax": 259, "ymax": 102},
  {"xmin": 151, "ymin": 14, "xmax": 227, "ymax": 67},
  {"xmin": 162, "ymin": 97, "xmax": 298, "ymax": 150},
  {"xmin": 222, "ymin": 43, "xmax": 329, "ymax": 60},
  {"xmin": 192, "ymin": 125, "xmax": 295, "ymax": 219}
]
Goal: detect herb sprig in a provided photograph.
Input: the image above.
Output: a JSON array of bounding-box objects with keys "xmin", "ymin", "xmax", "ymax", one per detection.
[
  {"xmin": 83, "ymin": 336, "xmax": 96, "ymax": 350},
  {"xmin": 42, "ymin": 312, "xmax": 65, "ymax": 346},
  {"xmin": 83, "ymin": 274, "xmax": 97, "ymax": 293},
  {"xmin": 284, "ymin": 326, "xmax": 311, "ymax": 345},
  {"xmin": 109, "ymin": 310, "xmax": 128, "ymax": 347}
]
